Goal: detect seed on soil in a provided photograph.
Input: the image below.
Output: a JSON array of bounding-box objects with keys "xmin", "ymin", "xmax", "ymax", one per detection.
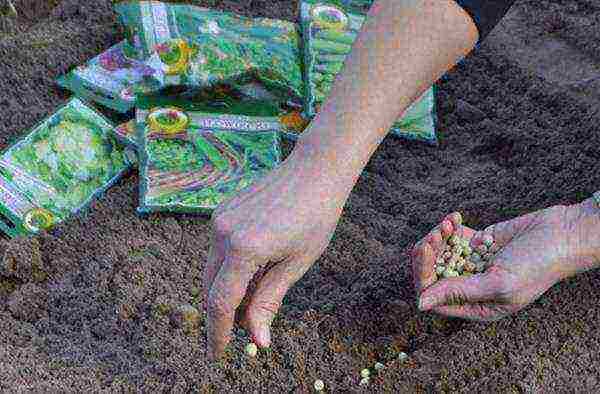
[
  {"xmin": 245, "ymin": 342, "xmax": 258, "ymax": 357},
  {"xmin": 398, "ymin": 352, "xmax": 408, "ymax": 362},
  {"xmin": 360, "ymin": 368, "xmax": 370, "ymax": 379},
  {"xmin": 374, "ymin": 362, "xmax": 385, "ymax": 371},
  {"xmin": 314, "ymin": 379, "xmax": 325, "ymax": 391},
  {"xmin": 360, "ymin": 377, "xmax": 370, "ymax": 386}
]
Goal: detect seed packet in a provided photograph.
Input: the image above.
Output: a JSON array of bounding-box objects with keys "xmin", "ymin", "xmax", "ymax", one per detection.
[
  {"xmin": 0, "ymin": 98, "xmax": 136, "ymax": 237},
  {"xmin": 56, "ymin": 40, "xmax": 160, "ymax": 113},
  {"xmin": 135, "ymin": 95, "xmax": 298, "ymax": 215},
  {"xmin": 113, "ymin": 1, "xmax": 305, "ymax": 109},
  {"xmin": 299, "ymin": 0, "xmax": 439, "ymax": 145}
]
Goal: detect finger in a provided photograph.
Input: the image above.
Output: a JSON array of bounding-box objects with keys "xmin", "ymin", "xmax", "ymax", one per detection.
[
  {"xmin": 206, "ymin": 254, "xmax": 256, "ymax": 361},
  {"xmin": 418, "ymin": 270, "xmax": 503, "ymax": 311},
  {"xmin": 243, "ymin": 258, "xmax": 313, "ymax": 348},
  {"xmin": 412, "ymin": 217, "xmax": 460, "ymax": 295},
  {"xmin": 202, "ymin": 227, "xmax": 227, "ymax": 304},
  {"xmin": 432, "ymin": 303, "xmax": 521, "ymax": 321}
]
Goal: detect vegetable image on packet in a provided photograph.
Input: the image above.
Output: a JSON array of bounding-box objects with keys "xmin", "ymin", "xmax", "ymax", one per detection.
[
  {"xmin": 114, "ymin": 83, "xmax": 309, "ymax": 149},
  {"xmin": 0, "ymin": 98, "xmax": 135, "ymax": 237},
  {"xmin": 299, "ymin": 0, "xmax": 439, "ymax": 145},
  {"xmin": 113, "ymin": 1, "xmax": 305, "ymax": 110},
  {"xmin": 135, "ymin": 94, "xmax": 299, "ymax": 215},
  {"xmin": 56, "ymin": 41, "xmax": 160, "ymax": 113}
]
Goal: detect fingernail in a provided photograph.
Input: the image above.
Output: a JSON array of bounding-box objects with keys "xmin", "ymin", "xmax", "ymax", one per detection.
[
  {"xmin": 255, "ymin": 329, "xmax": 271, "ymax": 348},
  {"xmin": 419, "ymin": 296, "xmax": 434, "ymax": 311}
]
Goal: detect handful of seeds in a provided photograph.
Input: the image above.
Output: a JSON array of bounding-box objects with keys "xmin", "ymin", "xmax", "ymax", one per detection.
[{"xmin": 433, "ymin": 229, "xmax": 496, "ymax": 281}]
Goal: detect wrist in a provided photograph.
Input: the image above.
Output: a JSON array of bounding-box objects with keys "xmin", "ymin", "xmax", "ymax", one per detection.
[{"xmin": 564, "ymin": 196, "xmax": 600, "ymax": 277}]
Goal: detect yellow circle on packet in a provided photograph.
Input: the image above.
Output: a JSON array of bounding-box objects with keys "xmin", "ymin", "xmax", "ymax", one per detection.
[
  {"xmin": 24, "ymin": 208, "xmax": 54, "ymax": 232},
  {"xmin": 147, "ymin": 107, "xmax": 190, "ymax": 135},
  {"xmin": 311, "ymin": 4, "xmax": 349, "ymax": 30}
]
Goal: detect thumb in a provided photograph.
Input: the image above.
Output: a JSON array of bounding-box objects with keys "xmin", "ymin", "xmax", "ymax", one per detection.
[
  {"xmin": 418, "ymin": 271, "xmax": 503, "ymax": 311},
  {"xmin": 244, "ymin": 258, "xmax": 313, "ymax": 348}
]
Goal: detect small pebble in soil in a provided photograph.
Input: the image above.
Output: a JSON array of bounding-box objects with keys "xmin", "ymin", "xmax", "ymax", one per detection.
[
  {"xmin": 360, "ymin": 368, "xmax": 370, "ymax": 379},
  {"xmin": 314, "ymin": 379, "xmax": 325, "ymax": 391},
  {"xmin": 374, "ymin": 362, "xmax": 385, "ymax": 371},
  {"xmin": 398, "ymin": 352, "xmax": 408, "ymax": 362},
  {"xmin": 245, "ymin": 342, "xmax": 258, "ymax": 357},
  {"xmin": 360, "ymin": 377, "xmax": 370, "ymax": 386},
  {"xmin": 170, "ymin": 304, "xmax": 201, "ymax": 331}
]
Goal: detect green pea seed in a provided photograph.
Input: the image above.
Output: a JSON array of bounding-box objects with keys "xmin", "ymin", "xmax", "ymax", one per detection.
[
  {"xmin": 482, "ymin": 234, "xmax": 494, "ymax": 248},
  {"xmin": 451, "ymin": 244, "xmax": 463, "ymax": 255},
  {"xmin": 443, "ymin": 268, "xmax": 459, "ymax": 278},
  {"xmin": 360, "ymin": 368, "xmax": 370, "ymax": 378},
  {"xmin": 448, "ymin": 235, "xmax": 459, "ymax": 246},
  {"xmin": 374, "ymin": 362, "xmax": 385, "ymax": 371},
  {"xmin": 436, "ymin": 265, "xmax": 446, "ymax": 275},
  {"xmin": 360, "ymin": 377, "xmax": 370, "ymax": 386},
  {"xmin": 398, "ymin": 352, "xmax": 408, "ymax": 362},
  {"xmin": 314, "ymin": 379, "xmax": 325, "ymax": 391},
  {"xmin": 462, "ymin": 246, "xmax": 472, "ymax": 256}
]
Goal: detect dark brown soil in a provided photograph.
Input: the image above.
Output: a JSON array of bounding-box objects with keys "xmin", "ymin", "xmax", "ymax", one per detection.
[{"xmin": 1, "ymin": 0, "xmax": 599, "ymax": 392}]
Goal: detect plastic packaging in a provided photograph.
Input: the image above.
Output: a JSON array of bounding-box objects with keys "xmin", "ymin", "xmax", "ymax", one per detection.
[
  {"xmin": 56, "ymin": 40, "xmax": 159, "ymax": 113},
  {"xmin": 113, "ymin": 1, "xmax": 305, "ymax": 110},
  {"xmin": 0, "ymin": 98, "xmax": 135, "ymax": 237},
  {"xmin": 135, "ymin": 95, "xmax": 294, "ymax": 215},
  {"xmin": 299, "ymin": 0, "xmax": 439, "ymax": 144}
]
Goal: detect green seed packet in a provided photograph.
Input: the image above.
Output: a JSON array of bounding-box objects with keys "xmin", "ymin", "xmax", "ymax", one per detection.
[
  {"xmin": 135, "ymin": 96, "xmax": 292, "ymax": 215},
  {"xmin": 113, "ymin": 1, "xmax": 305, "ymax": 110},
  {"xmin": 56, "ymin": 40, "xmax": 160, "ymax": 113},
  {"xmin": 0, "ymin": 98, "xmax": 136, "ymax": 237},
  {"xmin": 299, "ymin": 0, "xmax": 439, "ymax": 145},
  {"xmin": 114, "ymin": 83, "xmax": 308, "ymax": 148}
]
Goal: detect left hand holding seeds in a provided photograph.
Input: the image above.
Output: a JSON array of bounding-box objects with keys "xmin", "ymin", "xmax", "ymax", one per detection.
[{"xmin": 412, "ymin": 200, "xmax": 600, "ymax": 321}]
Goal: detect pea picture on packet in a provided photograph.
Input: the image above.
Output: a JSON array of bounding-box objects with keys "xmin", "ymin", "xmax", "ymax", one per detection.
[
  {"xmin": 299, "ymin": 0, "xmax": 439, "ymax": 145},
  {"xmin": 135, "ymin": 95, "xmax": 302, "ymax": 215},
  {"xmin": 113, "ymin": 1, "xmax": 305, "ymax": 109},
  {"xmin": 0, "ymin": 98, "xmax": 135, "ymax": 237}
]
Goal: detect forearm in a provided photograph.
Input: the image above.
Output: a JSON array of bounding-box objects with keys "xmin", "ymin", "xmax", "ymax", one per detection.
[
  {"xmin": 565, "ymin": 195, "xmax": 600, "ymax": 276},
  {"xmin": 291, "ymin": 0, "xmax": 479, "ymax": 191}
]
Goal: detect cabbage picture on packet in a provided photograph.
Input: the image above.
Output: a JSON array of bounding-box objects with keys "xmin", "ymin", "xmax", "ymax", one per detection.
[
  {"xmin": 136, "ymin": 96, "xmax": 295, "ymax": 215},
  {"xmin": 113, "ymin": 1, "xmax": 305, "ymax": 110},
  {"xmin": 0, "ymin": 98, "xmax": 135, "ymax": 237},
  {"xmin": 299, "ymin": 0, "xmax": 439, "ymax": 145}
]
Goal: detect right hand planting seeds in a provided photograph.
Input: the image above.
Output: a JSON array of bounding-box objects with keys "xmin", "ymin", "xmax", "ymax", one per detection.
[{"xmin": 411, "ymin": 202, "xmax": 600, "ymax": 321}]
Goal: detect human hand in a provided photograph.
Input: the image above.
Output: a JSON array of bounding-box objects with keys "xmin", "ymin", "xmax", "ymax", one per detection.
[
  {"xmin": 411, "ymin": 204, "xmax": 591, "ymax": 321},
  {"xmin": 203, "ymin": 149, "xmax": 353, "ymax": 360}
]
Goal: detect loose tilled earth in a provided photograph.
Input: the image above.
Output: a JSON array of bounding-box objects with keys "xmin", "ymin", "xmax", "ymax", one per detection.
[{"xmin": 1, "ymin": 0, "xmax": 600, "ymax": 392}]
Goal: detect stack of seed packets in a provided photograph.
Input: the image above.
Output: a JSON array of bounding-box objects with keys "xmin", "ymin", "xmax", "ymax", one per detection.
[
  {"xmin": 134, "ymin": 93, "xmax": 297, "ymax": 215},
  {"xmin": 0, "ymin": 98, "xmax": 136, "ymax": 237},
  {"xmin": 299, "ymin": 0, "xmax": 439, "ymax": 145},
  {"xmin": 112, "ymin": 0, "xmax": 305, "ymax": 112}
]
